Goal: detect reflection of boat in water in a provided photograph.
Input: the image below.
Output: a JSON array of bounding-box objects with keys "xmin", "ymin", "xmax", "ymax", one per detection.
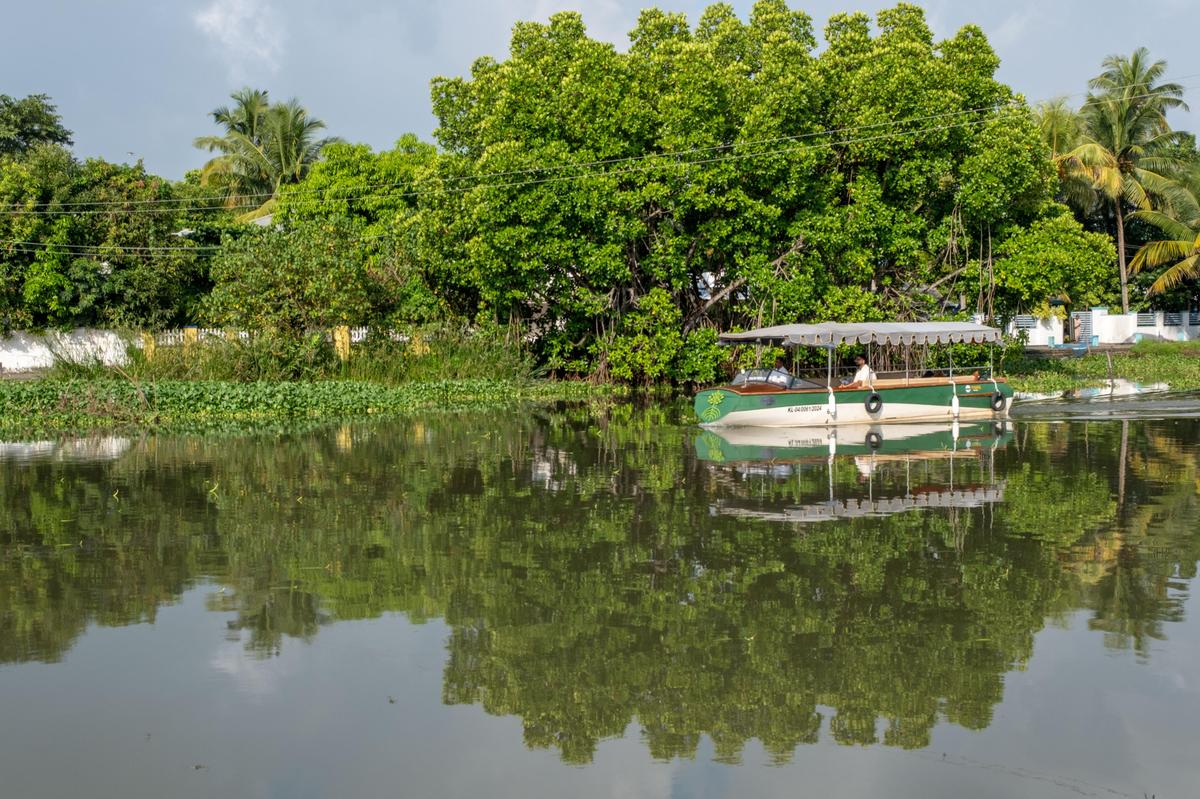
[
  {"xmin": 713, "ymin": 485, "xmax": 1007, "ymax": 522},
  {"xmin": 696, "ymin": 421, "xmax": 1009, "ymax": 522},
  {"xmin": 696, "ymin": 420, "xmax": 1010, "ymax": 463}
]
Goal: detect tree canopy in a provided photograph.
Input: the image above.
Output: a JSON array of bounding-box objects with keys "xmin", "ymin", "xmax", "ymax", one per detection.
[
  {"xmin": 0, "ymin": 94, "xmax": 72, "ymax": 158},
  {"xmin": 3, "ymin": 4, "xmax": 1199, "ymax": 369}
]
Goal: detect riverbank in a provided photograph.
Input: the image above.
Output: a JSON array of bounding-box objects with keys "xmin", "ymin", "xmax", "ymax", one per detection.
[
  {"xmin": 3, "ymin": 342, "xmax": 1196, "ymax": 435},
  {"xmin": 0, "ymin": 378, "xmax": 603, "ymax": 435},
  {"xmin": 1004, "ymin": 340, "xmax": 1200, "ymax": 395}
]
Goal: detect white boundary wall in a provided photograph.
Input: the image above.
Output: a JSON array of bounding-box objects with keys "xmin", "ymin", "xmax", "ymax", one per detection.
[
  {"xmin": 1004, "ymin": 315, "xmax": 1063, "ymax": 346},
  {"xmin": 0, "ymin": 329, "xmax": 129, "ymax": 372},
  {"xmin": 0, "ymin": 326, "xmax": 395, "ymax": 372},
  {"xmin": 1078, "ymin": 309, "xmax": 1200, "ymax": 345},
  {"xmin": 992, "ymin": 310, "xmax": 1200, "ymax": 346}
]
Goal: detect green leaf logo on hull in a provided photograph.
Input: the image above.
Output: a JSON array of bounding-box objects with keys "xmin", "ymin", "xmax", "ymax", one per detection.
[{"xmin": 697, "ymin": 390, "xmax": 727, "ymax": 422}]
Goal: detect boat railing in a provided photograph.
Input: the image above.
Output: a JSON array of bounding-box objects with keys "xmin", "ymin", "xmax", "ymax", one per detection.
[{"xmin": 735, "ymin": 364, "xmax": 997, "ymax": 388}]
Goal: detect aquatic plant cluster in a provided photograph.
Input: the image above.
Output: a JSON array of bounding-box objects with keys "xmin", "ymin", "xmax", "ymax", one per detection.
[
  {"xmin": 4, "ymin": 3, "xmax": 1198, "ymax": 384},
  {"xmin": 0, "ymin": 378, "xmax": 599, "ymax": 434}
]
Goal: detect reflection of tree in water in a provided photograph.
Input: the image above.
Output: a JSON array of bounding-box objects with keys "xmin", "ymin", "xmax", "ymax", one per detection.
[{"xmin": 1, "ymin": 411, "xmax": 1198, "ymax": 763}]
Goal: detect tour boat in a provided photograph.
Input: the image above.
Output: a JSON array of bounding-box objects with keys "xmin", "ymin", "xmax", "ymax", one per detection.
[{"xmin": 694, "ymin": 322, "xmax": 1014, "ymax": 427}]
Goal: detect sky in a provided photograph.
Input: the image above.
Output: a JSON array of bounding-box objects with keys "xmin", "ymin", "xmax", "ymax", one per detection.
[{"xmin": 3, "ymin": 0, "xmax": 1199, "ymax": 179}]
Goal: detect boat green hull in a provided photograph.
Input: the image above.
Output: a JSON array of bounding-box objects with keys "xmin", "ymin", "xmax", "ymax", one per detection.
[{"xmin": 694, "ymin": 381, "xmax": 1013, "ymax": 427}]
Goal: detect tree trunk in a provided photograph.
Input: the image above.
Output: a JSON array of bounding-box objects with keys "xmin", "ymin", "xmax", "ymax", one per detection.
[{"xmin": 1115, "ymin": 202, "xmax": 1129, "ymax": 314}]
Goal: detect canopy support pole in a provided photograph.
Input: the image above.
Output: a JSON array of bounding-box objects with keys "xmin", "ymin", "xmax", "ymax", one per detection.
[
  {"xmin": 949, "ymin": 348, "xmax": 959, "ymax": 418},
  {"xmin": 990, "ymin": 343, "xmax": 999, "ymax": 394},
  {"xmin": 825, "ymin": 345, "xmax": 836, "ymax": 421}
]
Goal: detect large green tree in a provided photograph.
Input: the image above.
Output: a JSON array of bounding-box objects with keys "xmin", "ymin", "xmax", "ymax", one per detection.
[
  {"xmin": 206, "ymin": 216, "xmax": 376, "ymax": 334},
  {"xmin": 0, "ymin": 94, "xmax": 72, "ymax": 157},
  {"xmin": 1059, "ymin": 48, "xmax": 1189, "ymax": 312},
  {"xmin": 0, "ymin": 145, "xmax": 217, "ymax": 329},
  {"xmin": 411, "ymin": 2, "xmax": 1058, "ymax": 379}
]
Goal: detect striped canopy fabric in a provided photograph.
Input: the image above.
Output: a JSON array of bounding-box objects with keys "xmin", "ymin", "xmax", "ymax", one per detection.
[{"xmin": 717, "ymin": 322, "xmax": 1002, "ymax": 347}]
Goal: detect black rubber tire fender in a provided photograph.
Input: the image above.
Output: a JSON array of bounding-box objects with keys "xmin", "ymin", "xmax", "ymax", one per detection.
[
  {"xmin": 990, "ymin": 391, "xmax": 1006, "ymax": 412},
  {"xmin": 865, "ymin": 392, "xmax": 883, "ymax": 414}
]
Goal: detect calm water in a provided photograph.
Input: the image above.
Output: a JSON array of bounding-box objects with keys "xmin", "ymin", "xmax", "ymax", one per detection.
[{"xmin": 2, "ymin": 405, "xmax": 1199, "ymax": 798}]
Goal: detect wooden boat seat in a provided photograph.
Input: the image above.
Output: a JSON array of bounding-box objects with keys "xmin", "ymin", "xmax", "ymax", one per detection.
[{"xmin": 866, "ymin": 373, "xmax": 1000, "ymax": 390}]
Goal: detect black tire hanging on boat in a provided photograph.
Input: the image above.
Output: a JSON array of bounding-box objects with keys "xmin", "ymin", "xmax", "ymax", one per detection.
[
  {"xmin": 990, "ymin": 391, "xmax": 1006, "ymax": 412},
  {"xmin": 865, "ymin": 431, "xmax": 883, "ymax": 449},
  {"xmin": 865, "ymin": 392, "xmax": 883, "ymax": 414}
]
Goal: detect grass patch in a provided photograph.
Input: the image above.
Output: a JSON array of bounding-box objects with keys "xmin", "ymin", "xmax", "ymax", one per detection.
[
  {"xmin": 1005, "ymin": 340, "xmax": 1200, "ymax": 394},
  {"xmin": 0, "ymin": 378, "xmax": 605, "ymax": 436}
]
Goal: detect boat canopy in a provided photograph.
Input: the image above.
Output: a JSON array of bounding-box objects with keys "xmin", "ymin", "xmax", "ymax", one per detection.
[{"xmin": 717, "ymin": 321, "xmax": 1001, "ymax": 347}]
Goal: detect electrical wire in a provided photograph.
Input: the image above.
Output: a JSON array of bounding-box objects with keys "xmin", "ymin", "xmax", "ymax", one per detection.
[
  {"xmin": 4, "ymin": 76, "xmax": 1195, "ymax": 218},
  {"xmin": 3, "ymin": 105, "xmax": 1031, "ymax": 220}
]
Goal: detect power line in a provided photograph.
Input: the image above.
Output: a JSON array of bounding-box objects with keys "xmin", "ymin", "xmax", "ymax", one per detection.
[
  {"xmin": 4, "ymin": 104, "xmax": 1031, "ymax": 220},
  {"xmin": 3, "ymin": 102, "xmax": 1018, "ymax": 212},
  {"xmin": 0, "ymin": 230, "xmax": 397, "ymax": 258},
  {"xmin": 6, "ymin": 74, "xmax": 1195, "ymax": 218},
  {"xmin": 0, "ymin": 240, "xmax": 221, "ymax": 252}
]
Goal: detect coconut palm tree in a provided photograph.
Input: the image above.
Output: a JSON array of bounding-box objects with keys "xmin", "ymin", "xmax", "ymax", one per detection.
[
  {"xmin": 1058, "ymin": 48, "xmax": 1189, "ymax": 312},
  {"xmin": 194, "ymin": 88, "xmax": 338, "ymax": 218},
  {"xmin": 1035, "ymin": 98, "xmax": 1099, "ymax": 214},
  {"xmin": 1034, "ymin": 97, "xmax": 1082, "ymax": 158},
  {"xmin": 1130, "ymin": 164, "xmax": 1200, "ymax": 294}
]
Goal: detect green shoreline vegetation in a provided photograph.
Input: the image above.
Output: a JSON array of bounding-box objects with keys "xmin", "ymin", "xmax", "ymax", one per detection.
[
  {"xmin": 0, "ymin": 377, "xmax": 602, "ymax": 436},
  {"xmin": 1006, "ymin": 340, "xmax": 1200, "ymax": 394},
  {"xmin": 1, "ymin": 338, "xmax": 1197, "ymax": 435},
  {"xmin": 4, "ymin": 3, "xmax": 1200, "ymax": 402}
]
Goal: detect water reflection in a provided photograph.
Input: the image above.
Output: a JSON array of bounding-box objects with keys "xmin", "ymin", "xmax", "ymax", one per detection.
[
  {"xmin": 697, "ymin": 422, "xmax": 1009, "ymax": 522},
  {"xmin": 1, "ymin": 409, "xmax": 1198, "ymax": 767}
]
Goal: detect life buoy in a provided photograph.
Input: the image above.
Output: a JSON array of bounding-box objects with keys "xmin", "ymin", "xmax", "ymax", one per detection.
[
  {"xmin": 865, "ymin": 431, "xmax": 883, "ymax": 449},
  {"xmin": 865, "ymin": 392, "xmax": 883, "ymax": 414},
  {"xmin": 990, "ymin": 391, "xmax": 1006, "ymax": 412}
]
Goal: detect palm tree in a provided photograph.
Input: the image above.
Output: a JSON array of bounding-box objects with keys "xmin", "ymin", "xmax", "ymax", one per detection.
[
  {"xmin": 1058, "ymin": 48, "xmax": 1189, "ymax": 312},
  {"xmin": 1035, "ymin": 98, "xmax": 1098, "ymax": 214},
  {"xmin": 1034, "ymin": 97, "xmax": 1082, "ymax": 158},
  {"xmin": 1130, "ymin": 164, "xmax": 1200, "ymax": 294},
  {"xmin": 194, "ymin": 88, "xmax": 338, "ymax": 218}
]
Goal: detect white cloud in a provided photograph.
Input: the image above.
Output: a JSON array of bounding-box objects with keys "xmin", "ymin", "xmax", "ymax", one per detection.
[
  {"xmin": 990, "ymin": 8, "xmax": 1035, "ymax": 49},
  {"xmin": 194, "ymin": 0, "xmax": 285, "ymax": 80},
  {"xmin": 210, "ymin": 638, "xmax": 294, "ymax": 699},
  {"xmin": 527, "ymin": 0, "xmax": 632, "ymax": 46}
]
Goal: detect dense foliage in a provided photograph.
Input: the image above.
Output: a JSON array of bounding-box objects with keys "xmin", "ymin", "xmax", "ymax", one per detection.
[
  {"xmin": 3, "ymin": 3, "xmax": 1199, "ymax": 382},
  {"xmin": 0, "ymin": 146, "xmax": 221, "ymax": 330},
  {"xmin": 0, "ymin": 94, "xmax": 72, "ymax": 157}
]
